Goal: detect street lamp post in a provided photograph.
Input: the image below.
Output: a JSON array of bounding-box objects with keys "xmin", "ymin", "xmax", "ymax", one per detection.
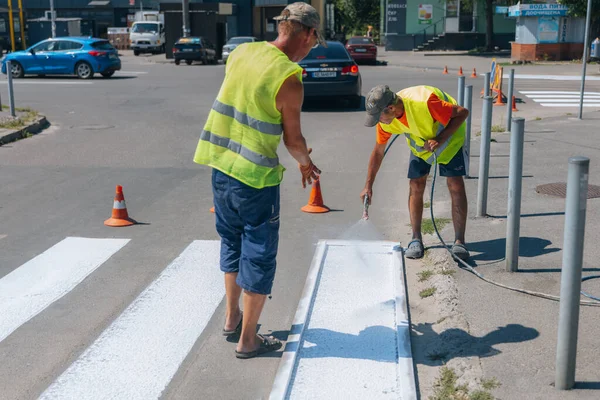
[{"xmin": 578, "ymin": 0, "xmax": 593, "ymax": 119}]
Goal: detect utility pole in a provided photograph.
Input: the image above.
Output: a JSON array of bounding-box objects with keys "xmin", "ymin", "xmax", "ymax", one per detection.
[
  {"xmin": 18, "ymin": 0, "xmax": 25, "ymax": 49},
  {"xmin": 578, "ymin": 0, "xmax": 593, "ymax": 119},
  {"xmin": 7, "ymin": 0, "xmax": 15, "ymax": 52},
  {"xmin": 50, "ymin": 0, "xmax": 56, "ymax": 38},
  {"xmin": 182, "ymin": 0, "xmax": 190, "ymax": 37}
]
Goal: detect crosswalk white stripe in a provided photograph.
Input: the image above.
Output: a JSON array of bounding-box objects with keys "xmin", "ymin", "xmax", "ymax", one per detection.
[
  {"xmin": 497, "ymin": 74, "xmax": 600, "ymax": 81},
  {"xmin": 532, "ymin": 98, "xmax": 600, "ymax": 102},
  {"xmin": 38, "ymin": 240, "xmax": 224, "ymax": 400},
  {"xmin": 539, "ymin": 103, "xmax": 600, "ymax": 107},
  {"xmin": 520, "ymin": 91, "xmax": 600, "ymax": 95},
  {"xmin": 526, "ymin": 95, "xmax": 600, "ymax": 98},
  {"xmin": 0, "ymin": 237, "xmax": 130, "ymax": 344},
  {"xmin": 0, "ymin": 80, "xmax": 94, "ymax": 85}
]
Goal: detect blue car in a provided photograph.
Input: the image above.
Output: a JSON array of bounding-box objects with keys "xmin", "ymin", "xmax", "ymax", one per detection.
[{"xmin": 1, "ymin": 37, "xmax": 121, "ymax": 79}]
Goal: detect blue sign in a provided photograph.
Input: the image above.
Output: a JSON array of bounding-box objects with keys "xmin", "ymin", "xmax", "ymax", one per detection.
[
  {"xmin": 495, "ymin": 6, "xmax": 509, "ymax": 14},
  {"xmin": 508, "ymin": 4, "xmax": 569, "ymax": 17}
]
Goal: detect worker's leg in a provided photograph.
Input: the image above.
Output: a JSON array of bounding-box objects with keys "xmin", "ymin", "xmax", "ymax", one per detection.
[
  {"xmin": 212, "ymin": 169, "xmax": 244, "ymax": 333},
  {"xmin": 440, "ymin": 148, "xmax": 470, "ymax": 260},
  {"xmin": 406, "ymin": 152, "xmax": 430, "ymax": 258},
  {"xmin": 235, "ymin": 182, "xmax": 282, "ymax": 356}
]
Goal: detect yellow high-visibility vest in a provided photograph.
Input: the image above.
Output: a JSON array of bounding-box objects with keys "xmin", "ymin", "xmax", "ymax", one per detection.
[
  {"xmin": 379, "ymin": 85, "xmax": 465, "ymax": 164},
  {"xmin": 193, "ymin": 42, "xmax": 303, "ymax": 188}
]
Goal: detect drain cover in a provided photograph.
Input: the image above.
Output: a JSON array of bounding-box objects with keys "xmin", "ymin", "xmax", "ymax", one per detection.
[{"xmin": 536, "ymin": 182, "xmax": 600, "ymax": 199}]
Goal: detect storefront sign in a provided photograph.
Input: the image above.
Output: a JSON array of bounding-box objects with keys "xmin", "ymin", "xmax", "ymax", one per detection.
[
  {"xmin": 418, "ymin": 4, "xmax": 433, "ymax": 25},
  {"xmin": 387, "ymin": 0, "xmax": 407, "ymax": 34},
  {"xmin": 538, "ymin": 16, "xmax": 560, "ymax": 43},
  {"xmin": 508, "ymin": 4, "xmax": 569, "ymax": 17},
  {"xmin": 446, "ymin": 0, "xmax": 458, "ymax": 17},
  {"xmin": 495, "ymin": 6, "xmax": 509, "ymax": 14}
]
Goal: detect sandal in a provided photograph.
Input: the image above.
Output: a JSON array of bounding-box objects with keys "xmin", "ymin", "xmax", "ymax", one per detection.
[
  {"xmin": 222, "ymin": 312, "xmax": 243, "ymax": 336},
  {"xmin": 235, "ymin": 334, "xmax": 282, "ymax": 359},
  {"xmin": 405, "ymin": 239, "xmax": 424, "ymax": 259},
  {"xmin": 451, "ymin": 243, "xmax": 470, "ymax": 261}
]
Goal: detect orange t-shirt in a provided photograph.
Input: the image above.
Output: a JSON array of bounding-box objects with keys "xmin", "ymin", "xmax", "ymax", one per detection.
[{"xmin": 376, "ymin": 93, "xmax": 454, "ymax": 145}]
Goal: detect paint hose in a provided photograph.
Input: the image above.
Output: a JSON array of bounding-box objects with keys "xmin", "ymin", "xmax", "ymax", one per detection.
[{"xmin": 381, "ymin": 135, "xmax": 600, "ymax": 306}]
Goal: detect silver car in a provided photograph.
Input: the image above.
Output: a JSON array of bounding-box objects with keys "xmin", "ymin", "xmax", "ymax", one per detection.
[{"xmin": 221, "ymin": 36, "xmax": 259, "ymax": 62}]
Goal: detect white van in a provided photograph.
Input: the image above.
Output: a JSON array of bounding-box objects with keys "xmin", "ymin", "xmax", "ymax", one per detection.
[{"xmin": 130, "ymin": 15, "xmax": 165, "ymax": 55}]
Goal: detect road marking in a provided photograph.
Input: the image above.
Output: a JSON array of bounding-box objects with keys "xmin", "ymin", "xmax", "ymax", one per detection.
[
  {"xmin": 39, "ymin": 240, "xmax": 225, "ymax": 400},
  {"xmin": 532, "ymin": 98, "xmax": 600, "ymax": 103},
  {"xmin": 0, "ymin": 80, "xmax": 94, "ymax": 85},
  {"xmin": 538, "ymin": 103, "xmax": 600, "ymax": 107},
  {"xmin": 0, "ymin": 237, "xmax": 130, "ymax": 344},
  {"xmin": 270, "ymin": 240, "xmax": 416, "ymax": 400},
  {"xmin": 526, "ymin": 95, "xmax": 600, "ymax": 98},
  {"xmin": 490, "ymin": 74, "xmax": 600, "ymax": 81},
  {"xmin": 520, "ymin": 91, "xmax": 600, "ymax": 95},
  {"xmin": 0, "ymin": 234, "xmax": 6, "ymax": 240},
  {"xmin": 520, "ymin": 91, "xmax": 600, "ymax": 107},
  {"xmin": 117, "ymin": 71, "xmax": 148, "ymax": 74}
]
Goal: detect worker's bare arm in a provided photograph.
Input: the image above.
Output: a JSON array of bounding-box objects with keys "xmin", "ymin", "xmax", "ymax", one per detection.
[
  {"xmin": 360, "ymin": 142, "xmax": 386, "ymax": 204},
  {"xmin": 435, "ymin": 104, "xmax": 469, "ymax": 145},
  {"xmin": 278, "ymin": 74, "xmax": 312, "ymax": 166}
]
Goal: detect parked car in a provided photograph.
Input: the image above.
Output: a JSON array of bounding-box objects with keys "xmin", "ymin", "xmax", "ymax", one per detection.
[
  {"xmin": 298, "ymin": 40, "xmax": 362, "ymax": 108},
  {"xmin": 172, "ymin": 37, "xmax": 217, "ymax": 65},
  {"xmin": 1, "ymin": 37, "xmax": 121, "ymax": 79},
  {"xmin": 345, "ymin": 36, "xmax": 377, "ymax": 65},
  {"xmin": 221, "ymin": 36, "xmax": 259, "ymax": 63}
]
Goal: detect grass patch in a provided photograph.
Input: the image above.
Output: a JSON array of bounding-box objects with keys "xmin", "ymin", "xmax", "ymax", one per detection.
[
  {"xmin": 430, "ymin": 367, "xmax": 499, "ymax": 400},
  {"xmin": 491, "ymin": 125, "xmax": 505, "ymax": 133},
  {"xmin": 420, "ymin": 217, "xmax": 451, "ymax": 235},
  {"xmin": 481, "ymin": 378, "xmax": 501, "ymax": 391},
  {"xmin": 436, "ymin": 317, "xmax": 447, "ymax": 324},
  {"xmin": 566, "ymin": 112, "xmax": 573, "ymax": 116},
  {"xmin": 0, "ymin": 109, "xmax": 40, "ymax": 130},
  {"xmin": 534, "ymin": 117, "xmax": 542, "ymax": 121},
  {"xmin": 439, "ymin": 268, "xmax": 456, "ymax": 276},
  {"xmin": 424, "ymin": 201, "xmax": 431, "ymax": 208},
  {"xmin": 417, "ymin": 269, "xmax": 434, "ymax": 282},
  {"xmin": 419, "ymin": 287, "xmax": 436, "ymax": 298}
]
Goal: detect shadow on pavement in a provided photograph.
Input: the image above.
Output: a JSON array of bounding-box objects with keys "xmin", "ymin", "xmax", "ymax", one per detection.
[
  {"xmin": 412, "ymin": 322, "xmax": 539, "ymax": 367},
  {"xmin": 487, "ymin": 211, "xmax": 564, "ymax": 219},
  {"xmin": 302, "ymin": 96, "xmax": 366, "ymax": 113},
  {"xmin": 467, "ymin": 236, "xmax": 561, "ymax": 262}
]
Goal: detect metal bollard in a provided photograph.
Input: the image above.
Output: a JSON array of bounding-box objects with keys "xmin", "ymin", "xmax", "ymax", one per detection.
[
  {"xmin": 484, "ymin": 72, "xmax": 491, "ymax": 98},
  {"xmin": 506, "ymin": 117, "xmax": 525, "ymax": 272},
  {"xmin": 506, "ymin": 69, "xmax": 515, "ymax": 132},
  {"xmin": 555, "ymin": 156, "xmax": 589, "ymax": 390},
  {"xmin": 457, "ymin": 75, "xmax": 465, "ymax": 106},
  {"xmin": 6, "ymin": 60, "xmax": 15, "ymax": 117},
  {"xmin": 465, "ymin": 85, "xmax": 473, "ymax": 178},
  {"xmin": 476, "ymin": 96, "xmax": 493, "ymax": 217}
]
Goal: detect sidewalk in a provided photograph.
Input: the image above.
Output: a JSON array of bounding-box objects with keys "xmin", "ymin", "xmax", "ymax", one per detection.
[
  {"xmin": 415, "ymin": 111, "xmax": 600, "ymax": 399},
  {"xmin": 379, "ymin": 49, "xmax": 600, "ymax": 78}
]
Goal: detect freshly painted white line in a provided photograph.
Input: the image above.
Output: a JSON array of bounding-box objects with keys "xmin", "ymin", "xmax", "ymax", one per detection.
[
  {"xmin": 525, "ymin": 95, "xmax": 600, "ymax": 98},
  {"xmin": 539, "ymin": 103, "xmax": 600, "ymax": 107},
  {"xmin": 0, "ymin": 237, "xmax": 130, "ymax": 344},
  {"xmin": 487, "ymin": 74, "xmax": 600, "ymax": 81},
  {"xmin": 271, "ymin": 240, "xmax": 416, "ymax": 400},
  {"xmin": 0, "ymin": 80, "xmax": 94, "ymax": 85},
  {"xmin": 520, "ymin": 91, "xmax": 600, "ymax": 95},
  {"xmin": 39, "ymin": 240, "xmax": 225, "ymax": 400}
]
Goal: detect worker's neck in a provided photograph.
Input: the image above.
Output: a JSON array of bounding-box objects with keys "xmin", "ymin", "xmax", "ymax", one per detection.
[{"xmin": 270, "ymin": 37, "xmax": 302, "ymax": 62}]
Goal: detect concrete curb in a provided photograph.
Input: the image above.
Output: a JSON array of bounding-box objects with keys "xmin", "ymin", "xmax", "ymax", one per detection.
[{"xmin": 0, "ymin": 115, "xmax": 49, "ymax": 146}]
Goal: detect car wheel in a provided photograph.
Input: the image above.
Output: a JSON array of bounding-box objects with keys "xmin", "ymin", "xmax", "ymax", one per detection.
[
  {"xmin": 186, "ymin": 60, "xmax": 193, "ymax": 65},
  {"xmin": 75, "ymin": 61, "xmax": 94, "ymax": 79},
  {"xmin": 134, "ymin": 50, "xmax": 140, "ymax": 56},
  {"xmin": 10, "ymin": 61, "xmax": 24, "ymax": 79},
  {"xmin": 101, "ymin": 71, "xmax": 115, "ymax": 78},
  {"xmin": 175, "ymin": 59, "xmax": 180, "ymax": 65}
]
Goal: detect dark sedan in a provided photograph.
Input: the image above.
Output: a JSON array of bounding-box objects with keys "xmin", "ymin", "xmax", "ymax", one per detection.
[
  {"xmin": 298, "ymin": 41, "xmax": 362, "ymax": 108},
  {"xmin": 172, "ymin": 37, "xmax": 217, "ymax": 65}
]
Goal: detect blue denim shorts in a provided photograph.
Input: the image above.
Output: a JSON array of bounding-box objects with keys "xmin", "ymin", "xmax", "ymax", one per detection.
[
  {"xmin": 212, "ymin": 169, "xmax": 280, "ymax": 295},
  {"xmin": 407, "ymin": 147, "xmax": 466, "ymax": 179}
]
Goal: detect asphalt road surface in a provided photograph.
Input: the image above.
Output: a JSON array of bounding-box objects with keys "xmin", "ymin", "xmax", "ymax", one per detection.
[{"xmin": 2, "ymin": 53, "xmax": 599, "ymax": 400}]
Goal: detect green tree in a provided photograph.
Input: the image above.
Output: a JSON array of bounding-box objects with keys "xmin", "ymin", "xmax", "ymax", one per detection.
[
  {"xmin": 334, "ymin": 0, "xmax": 380, "ymax": 36},
  {"xmin": 558, "ymin": 0, "xmax": 600, "ymax": 42}
]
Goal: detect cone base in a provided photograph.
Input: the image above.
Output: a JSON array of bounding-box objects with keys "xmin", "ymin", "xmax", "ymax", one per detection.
[
  {"xmin": 104, "ymin": 217, "xmax": 136, "ymax": 227},
  {"xmin": 210, "ymin": 207, "xmax": 215, "ymax": 213},
  {"xmin": 301, "ymin": 204, "xmax": 330, "ymax": 213}
]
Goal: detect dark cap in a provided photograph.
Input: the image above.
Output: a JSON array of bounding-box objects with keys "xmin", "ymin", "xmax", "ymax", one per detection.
[
  {"xmin": 364, "ymin": 85, "xmax": 397, "ymax": 127},
  {"xmin": 273, "ymin": 2, "xmax": 327, "ymax": 47}
]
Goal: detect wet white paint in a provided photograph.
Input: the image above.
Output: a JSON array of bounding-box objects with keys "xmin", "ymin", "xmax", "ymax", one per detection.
[
  {"xmin": 0, "ymin": 237, "xmax": 130, "ymax": 343},
  {"xmin": 38, "ymin": 240, "xmax": 224, "ymax": 400},
  {"xmin": 271, "ymin": 240, "xmax": 416, "ymax": 400}
]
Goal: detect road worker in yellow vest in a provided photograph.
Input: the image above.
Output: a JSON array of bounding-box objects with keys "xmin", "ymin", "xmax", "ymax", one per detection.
[
  {"xmin": 360, "ymin": 85, "xmax": 471, "ymax": 261},
  {"xmin": 193, "ymin": 2, "xmax": 325, "ymax": 359}
]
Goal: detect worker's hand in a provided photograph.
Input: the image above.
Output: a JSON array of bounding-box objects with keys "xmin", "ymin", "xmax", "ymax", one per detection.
[
  {"xmin": 299, "ymin": 148, "xmax": 321, "ymax": 188},
  {"xmin": 424, "ymin": 139, "xmax": 440, "ymax": 152},
  {"xmin": 360, "ymin": 187, "xmax": 373, "ymax": 205}
]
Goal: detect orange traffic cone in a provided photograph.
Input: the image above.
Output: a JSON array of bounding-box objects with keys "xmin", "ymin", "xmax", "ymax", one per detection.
[
  {"xmin": 210, "ymin": 206, "xmax": 215, "ymax": 213},
  {"xmin": 301, "ymin": 178, "xmax": 329, "ymax": 213},
  {"xmin": 512, "ymin": 95, "xmax": 519, "ymax": 112},
  {"xmin": 458, "ymin": 66, "xmax": 463, "ymax": 76},
  {"xmin": 104, "ymin": 185, "xmax": 136, "ymax": 227},
  {"xmin": 471, "ymin": 68, "xmax": 477, "ymax": 78},
  {"xmin": 494, "ymin": 89, "xmax": 506, "ymax": 106},
  {"xmin": 443, "ymin": 65, "xmax": 448, "ymax": 74}
]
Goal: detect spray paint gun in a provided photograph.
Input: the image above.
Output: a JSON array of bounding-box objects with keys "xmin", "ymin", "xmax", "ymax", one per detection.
[{"xmin": 362, "ymin": 194, "xmax": 369, "ymax": 220}]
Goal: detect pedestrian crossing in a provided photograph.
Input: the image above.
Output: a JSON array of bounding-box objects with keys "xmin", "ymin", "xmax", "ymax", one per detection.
[
  {"xmin": 1, "ymin": 236, "xmax": 415, "ymax": 399},
  {"xmin": 519, "ymin": 90, "xmax": 600, "ymax": 108}
]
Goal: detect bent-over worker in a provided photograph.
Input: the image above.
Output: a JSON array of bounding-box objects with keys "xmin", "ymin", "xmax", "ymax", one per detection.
[{"xmin": 360, "ymin": 84, "xmax": 470, "ymax": 261}]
